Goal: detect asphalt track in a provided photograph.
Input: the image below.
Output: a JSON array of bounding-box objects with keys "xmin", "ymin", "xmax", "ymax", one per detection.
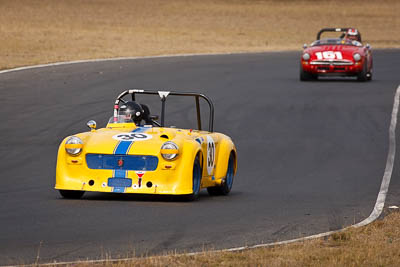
[{"xmin": 0, "ymin": 50, "xmax": 400, "ymax": 265}]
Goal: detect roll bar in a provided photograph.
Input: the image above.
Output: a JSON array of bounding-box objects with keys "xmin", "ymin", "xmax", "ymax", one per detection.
[
  {"xmin": 114, "ymin": 89, "xmax": 214, "ymax": 132},
  {"xmin": 317, "ymin": 28, "xmax": 361, "ymax": 40}
]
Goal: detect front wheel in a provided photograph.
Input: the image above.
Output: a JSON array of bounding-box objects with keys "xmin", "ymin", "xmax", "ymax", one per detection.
[
  {"xmin": 207, "ymin": 153, "xmax": 235, "ymax": 196},
  {"xmin": 59, "ymin": 190, "xmax": 85, "ymax": 199},
  {"xmin": 300, "ymin": 67, "xmax": 317, "ymax": 81},
  {"xmin": 357, "ymin": 61, "xmax": 369, "ymax": 82},
  {"xmin": 184, "ymin": 156, "xmax": 202, "ymax": 201},
  {"xmin": 366, "ymin": 69, "xmax": 372, "ymax": 81}
]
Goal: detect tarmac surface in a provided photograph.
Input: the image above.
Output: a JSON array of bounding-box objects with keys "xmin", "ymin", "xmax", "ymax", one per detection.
[{"xmin": 0, "ymin": 50, "xmax": 399, "ymax": 265}]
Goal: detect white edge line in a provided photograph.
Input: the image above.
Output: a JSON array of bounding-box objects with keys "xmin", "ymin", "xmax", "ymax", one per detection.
[
  {"xmin": 1, "ymin": 52, "xmax": 398, "ymax": 266},
  {"xmin": 0, "ymin": 50, "xmax": 292, "ymax": 75}
]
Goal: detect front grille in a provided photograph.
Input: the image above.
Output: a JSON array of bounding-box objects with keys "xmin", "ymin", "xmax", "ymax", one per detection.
[
  {"xmin": 86, "ymin": 154, "xmax": 158, "ymax": 171},
  {"xmin": 311, "ymin": 60, "xmax": 353, "ymax": 66}
]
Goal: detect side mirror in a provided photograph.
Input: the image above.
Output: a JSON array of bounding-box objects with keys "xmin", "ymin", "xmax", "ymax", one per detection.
[
  {"xmin": 303, "ymin": 43, "xmax": 308, "ymax": 49},
  {"xmin": 87, "ymin": 120, "xmax": 97, "ymax": 131}
]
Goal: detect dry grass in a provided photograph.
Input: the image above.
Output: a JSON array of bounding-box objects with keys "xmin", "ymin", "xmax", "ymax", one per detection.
[
  {"xmin": 43, "ymin": 210, "xmax": 400, "ymax": 266},
  {"xmin": 0, "ymin": 0, "xmax": 399, "ymax": 70}
]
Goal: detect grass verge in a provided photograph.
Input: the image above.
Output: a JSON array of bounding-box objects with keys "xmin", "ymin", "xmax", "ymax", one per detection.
[
  {"xmin": 1, "ymin": 0, "xmax": 399, "ymax": 70},
  {"xmin": 41, "ymin": 210, "xmax": 400, "ymax": 266}
]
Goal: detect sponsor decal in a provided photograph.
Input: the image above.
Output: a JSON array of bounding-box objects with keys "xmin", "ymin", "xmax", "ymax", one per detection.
[
  {"xmin": 136, "ymin": 171, "xmax": 145, "ymax": 188},
  {"xmin": 195, "ymin": 137, "xmax": 204, "ymax": 144}
]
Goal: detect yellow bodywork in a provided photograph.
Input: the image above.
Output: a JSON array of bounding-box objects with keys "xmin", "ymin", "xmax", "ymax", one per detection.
[{"xmin": 55, "ymin": 121, "xmax": 237, "ymax": 195}]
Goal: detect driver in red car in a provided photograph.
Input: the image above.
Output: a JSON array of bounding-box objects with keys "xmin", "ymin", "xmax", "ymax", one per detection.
[{"xmin": 344, "ymin": 28, "xmax": 361, "ymax": 42}]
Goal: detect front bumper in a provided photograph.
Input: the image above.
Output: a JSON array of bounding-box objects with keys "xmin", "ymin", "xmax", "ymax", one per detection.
[
  {"xmin": 302, "ymin": 60, "xmax": 363, "ymax": 76},
  {"xmin": 55, "ymin": 154, "xmax": 195, "ymax": 195}
]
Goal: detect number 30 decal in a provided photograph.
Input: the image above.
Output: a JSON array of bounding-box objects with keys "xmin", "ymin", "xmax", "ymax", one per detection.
[
  {"xmin": 206, "ymin": 136, "xmax": 215, "ymax": 175},
  {"xmin": 112, "ymin": 133, "xmax": 152, "ymax": 141},
  {"xmin": 315, "ymin": 51, "xmax": 343, "ymax": 60}
]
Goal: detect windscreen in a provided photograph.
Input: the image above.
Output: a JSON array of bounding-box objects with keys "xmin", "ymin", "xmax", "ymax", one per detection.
[
  {"xmin": 107, "ymin": 115, "xmax": 134, "ymax": 124},
  {"xmin": 311, "ymin": 38, "xmax": 362, "ymax": 47}
]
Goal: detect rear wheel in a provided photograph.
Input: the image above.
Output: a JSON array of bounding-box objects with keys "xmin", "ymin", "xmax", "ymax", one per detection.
[
  {"xmin": 59, "ymin": 190, "xmax": 85, "ymax": 199},
  {"xmin": 207, "ymin": 153, "xmax": 235, "ymax": 196}
]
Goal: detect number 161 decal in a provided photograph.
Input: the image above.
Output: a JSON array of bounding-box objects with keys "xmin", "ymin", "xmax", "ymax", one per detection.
[{"xmin": 315, "ymin": 51, "xmax": 343, "ymax": 60}]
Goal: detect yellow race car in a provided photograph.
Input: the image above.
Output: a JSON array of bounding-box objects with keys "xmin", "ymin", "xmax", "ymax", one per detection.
[{"xmin": 55, "ymin": 90, "xmax": 237, "ymax": 200}]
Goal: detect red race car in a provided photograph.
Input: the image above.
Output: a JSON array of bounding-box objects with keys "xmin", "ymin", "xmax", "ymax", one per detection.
[{"xmin": 300, "ymin": 28, "xmax": 372, "ymax": 81}]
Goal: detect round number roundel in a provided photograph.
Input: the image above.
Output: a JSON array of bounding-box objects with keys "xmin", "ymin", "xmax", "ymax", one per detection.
[
  {"xmin": 206, "ymin": 136, "xmax": 215, "ymax": 175},
  {"xmin": 112, "ymin": 133, "xmax": 152, "ymax": 141}
]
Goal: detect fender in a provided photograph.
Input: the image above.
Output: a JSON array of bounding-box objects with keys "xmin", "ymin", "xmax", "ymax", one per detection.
[
  {"xmin": 175, "ymin": 140, "xmax": 202, "ymax": 192},
  {"xmin": 214, "ymin": 137, "xmax": 237, "ymax": 180}
]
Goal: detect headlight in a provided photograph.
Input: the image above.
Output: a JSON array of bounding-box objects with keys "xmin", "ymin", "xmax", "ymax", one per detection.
[
  {"xmin": 353, "ymin": 53, "xmax": 361, "ymax": 62},
  {"xmin": 302, "ymin": 53, "xmax": 310, "ymax": 61},
  {"xmin": 65, "ymin": 136, "xmax": 83, "ymax": 155},
  {"xmin": 160, "ymin": 141, "xmax": 179, "ymax": 161}
]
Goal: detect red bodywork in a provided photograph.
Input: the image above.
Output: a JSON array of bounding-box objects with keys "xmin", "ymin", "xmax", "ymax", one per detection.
[{"xmin": 300, "ymin": 36, "xmax": 373, "ymax": 81}]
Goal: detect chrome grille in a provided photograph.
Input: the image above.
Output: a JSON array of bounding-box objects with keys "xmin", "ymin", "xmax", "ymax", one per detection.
[{"xmin": 310, "ymin": 60, "xmax": 353, "ymax": 66}]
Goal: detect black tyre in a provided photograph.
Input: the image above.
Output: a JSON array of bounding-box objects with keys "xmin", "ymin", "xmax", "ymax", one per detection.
[
  {"xmin": 185, "ymin": 156, "xmax": 202, "ymax": 201},
  {"xmin": 207, "ymin": 153, "xmax": 235, "ymax": 196},
  {"xmin": 59, "ymin": 190, "xmax": 85, "ymax": 199},
  {"xmin": 357, "ymin": 61, "xmax": 368, "ymax": 82},
  {"xmin": 367, "ymin": 60, "xmax": 373, "ymax": 81},
  {"xmin": 366, "ymin": 69, "xmax": 372, "ymax": 81},
  {"xmin": 300, "ymin": 67, "xmax": 316, "ymax": 81}
]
